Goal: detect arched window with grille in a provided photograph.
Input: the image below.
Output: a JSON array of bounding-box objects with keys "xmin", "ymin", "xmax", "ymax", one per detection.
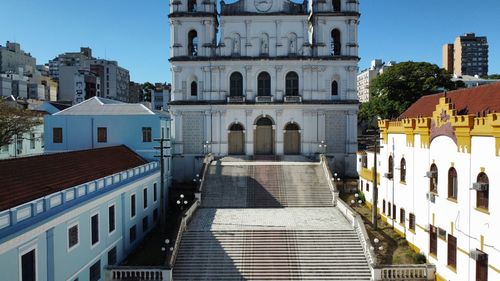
[
  {"xmin": 429, "ymin": 164, "xmax": 438, "ymax": 193},
  {"xmin": 400, "ymin": 158, "xmax": 406, "ymax": 183},
  {"xmin": 448, "ymin": 168, "xmax": 458, "ymax": 200},
  {"xmin": 190, "ymin": 81, "xmax": 197, "ymax": 96},
  {"xmin": 331, "ymin": 29, "xmax": 341, "ymax": 56},
  {"xmin": 230, "ymin": 72, "xmax": 243, "ymax": 97},
  {"xmin": 257, "ymin": 72, "xmax": 271, "ymax": 96},
  {"xmin": 331, "ymin": 81, "xmax": 338, "ymax": 96},
  {"xmin": 387, "ymin": 155, "xmax": 394, "ymax": 179},
  {"xmin": 476, "ymin": 172, "xmax": 489, "ymax": 210},
  {"xmin": 285, "ymin": 72, "xmax": 299, "ymax": 96},
  {"xmin": 188, "ymin": 30, "xmax": 198, "ymax": 56}
]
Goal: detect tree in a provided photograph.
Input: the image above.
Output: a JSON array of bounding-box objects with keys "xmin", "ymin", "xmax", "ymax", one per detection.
[
  {"xmin": 142, "ymin": 82, "xmax": 155, "ymax": 102},
  {"xmin": 360, "ymin": 62, "xmax": 456, "ymax": 121},
  {"xmin": 0, "ymin": 100, "xmax": 42, "ymax": 147},
  {"xmin": 485, "ymin": 74, "xmax": 500, "ymax": 80}
]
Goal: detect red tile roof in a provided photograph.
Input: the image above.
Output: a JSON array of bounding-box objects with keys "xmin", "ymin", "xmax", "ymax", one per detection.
[
  {"xmin": 0, "ymin": 146, "xmax": 148, "ymax": 211},
  {"xmin": 399, "ymin": 83, "xmax": 500, "ymax": 119}
]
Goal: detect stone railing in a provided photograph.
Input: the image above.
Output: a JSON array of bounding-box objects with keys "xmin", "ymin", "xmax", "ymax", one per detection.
[
  {"xmin": 284, "ymin": 95, "xmax": 302, "ymax": 103},
  {"xmin": 319, "ymin": 154, "xmax": 338, "ymax": 206},
  {"xmin": 227, "ymin": 96, "xmax": 245, "ymax": 103},
  {"xmin": 195, "ymin": 153, "xmax": 215, "ymax": 200},
  {"xmin": 336, "ymin": 199, "xmax": 377, "ymax": 266},
  {"xmin": 168, "ymin": 199, "xmax": 200, "ymax": 268},
  {"xmin": 105, "ymin": 266, "xmax": 171, "ymax": 281},
  {"xmin": 255, "ymin": 96, "xmax": 273, "ymax": 103},
  {"xmin": 373, "ymin": 264, "xmax": 436, "ymax": 281}
]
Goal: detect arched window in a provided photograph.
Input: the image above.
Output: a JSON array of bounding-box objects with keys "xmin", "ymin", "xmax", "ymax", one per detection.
[
  {"xmin": 400, "ymin": 158, "xmax": 406, "ymax": 183},
  {"xmin": 476, "ymin": 172, "xmax": 489, "ymax": 210},
  {"xmin": 188, "ymin": 30, "xmax": 198, "ymax": 56},
  {"xmin": 333, "ymin": 0, "xmax": 341, "ymax": 12},
  {"xmin": 190, "ymin": 81, "xmax": 197, "ymax": 96},
  {"xmin": 188, "ymin": 0, "xmax": 197, "ymax": 12},
  {"xmin": 229, "ymin": 123, "xmax": 244, "ymax": 131},
  {"xmin": 257, "ymin": 72, "xmax": 271, "ymax": 96},
  {"xmin": 448, "ymin": 167, "xmax": 458, "ymax": 200},
  {"xmin": 285, "ymin": 123, "xmax": 300, "ymax": 131},
  {"xmin": 285, "ymin": 72, "xmax": 299, "ymax": 96},
  {"xmin": 256, "ymin": 117, "xmax": 273, "ymax": 126},
  {"xmin": 387, "ymin": 155, "xmax": 394, "ymax": 179},
  {"xmin": 229, "ymin": 72, "xmax": 243, "ymax": 97},
  {"xmin": 331, "ymin": 29, "xmax": 341, "ymax": 56},
  {"xmin": 429, "ymin": 164, "xmax": 438, "ymax": 193},
  {"xmin": 331, "ymin": 81, "xmax": 338, "ymax": 96}
]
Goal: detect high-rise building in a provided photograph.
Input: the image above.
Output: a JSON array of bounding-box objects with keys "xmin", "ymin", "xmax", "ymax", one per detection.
[
  {"xmin": 442, "ymin": 33, "xmax": 488, "ymax": 77},
  {"xmin": 50, "ymin": 48, "xmax": 130, "ymax": 103},
  {"xmin": 169, "ymin": 0, "xmax": 360, "ymax": 181},
  {"xmin": 0, "ymin": 41, "xmax": 36, "ymax": 76},
  {"xmin": 356, "ymin": 59, "xmax": 394, "ymax": 103},
  {"xmin": 48, "ymin": 47, "xmax": 93, "ymax": 80},
  {"xmin": 442, "ymin": 44, "xmax": 454, "ymax": 73}
]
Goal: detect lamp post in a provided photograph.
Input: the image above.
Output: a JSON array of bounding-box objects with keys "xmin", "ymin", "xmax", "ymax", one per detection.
[
  {"xmin": 319, "ymin": 140, "xmax": 327, "ymax": 154},
  {"xmin": 332, "ymin": 173, "xmax": 343, "ymax": 191},
  {"xmin": 176, "ymin": 194, "xmax": 188, "ymax": 211},
  {"xmin": 350, "ymin": 192, "xmax": 363, "ymax": 206},
  {"xmin": 203, "ymin": 141, "xmax": 212, "ymax": 155},
  {"xmin": 370, "ymin": 238, "xmax": 384, "ymax": 252},
  {"xmin": 161, "ymin": 238, "xmax": 174, "ymax": 253}
]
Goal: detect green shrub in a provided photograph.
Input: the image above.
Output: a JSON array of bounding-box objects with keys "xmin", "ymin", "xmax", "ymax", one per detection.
[
  {"xmin": 357, "ymin": 192, "xmax": 366, "ymax": 203},
  {"xmin": 414, "ymin": 253, "xmax": 427, "ymax": 264}
]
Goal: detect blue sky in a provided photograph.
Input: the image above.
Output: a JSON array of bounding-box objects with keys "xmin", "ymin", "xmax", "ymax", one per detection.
[{"xmin": 1, "ymin": 0, "xmax": 499, "ymax": 83}]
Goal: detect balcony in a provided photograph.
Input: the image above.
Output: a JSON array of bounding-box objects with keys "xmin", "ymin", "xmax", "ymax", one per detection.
[
  {"xmin": 226, "ymin": 96, "xmax": 245, "ymax": 104},
  {"xmin": 255, "ymin": 96, "xmax": 274, "ymax": 103},
  {"xmin": 284, "ymin": 96, "xmax": 302, "ymax": 103}
]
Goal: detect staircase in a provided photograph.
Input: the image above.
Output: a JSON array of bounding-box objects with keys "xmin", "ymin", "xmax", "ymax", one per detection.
[
  {"xmin": 202, "ymin": 163, "xmax": 333, "ymax": 208},
  {"xmin": 173, "ymin": 159, "xmax": 372, "ymax": 281},
  {"xmin": 174, "ymin": 230, "xmax": 371, "ymax": 281}
]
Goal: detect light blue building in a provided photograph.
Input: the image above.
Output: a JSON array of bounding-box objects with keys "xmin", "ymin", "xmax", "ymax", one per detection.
[
  {"xmin": 0, "ymin": 146, "xmax": 164, "ymax": 281},
  {"xmin": 44, "ymin": 97, "xmax": 172, "ymax": 161},
  {"xmin": 0, "ymin": 123, "xmax": 44, "ymax": 159}
]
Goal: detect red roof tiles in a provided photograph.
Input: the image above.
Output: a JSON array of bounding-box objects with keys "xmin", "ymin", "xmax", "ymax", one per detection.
[
  {"xmin": 399, "ymin": 83, "xmax": 500, "ymax": 119},
  {"xmin": 0, "ymin": 146, "xmax": 148, "ymax": 211}
]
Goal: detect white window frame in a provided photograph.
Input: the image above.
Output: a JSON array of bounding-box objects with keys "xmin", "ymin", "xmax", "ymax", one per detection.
[
  {"xmin": 18, "ymin": 241, "xmax": 38, "ymax": 281},
  {"xmin": 130, "ymin": 193, "xmax": 137, "ymax": 220},
  {"xmin": 108, "ymin": 203, "xmax": 116, "ymax": 236},
  {"xmin": 90, "ymin": 211, "xmax": 100, "ymax": 249},
  {"xmin": 67, "ymin": 220, "xmax": 80, "ymax": 252}
]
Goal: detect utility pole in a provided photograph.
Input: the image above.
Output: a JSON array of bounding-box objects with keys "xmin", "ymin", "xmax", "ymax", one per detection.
[
  {"xmin": 372, "ymin": 134, "xmax": 379, "ymax": 230},
  {"xmin": 154, "ymin": 137, "xmax": 170, "ymax": 230}
]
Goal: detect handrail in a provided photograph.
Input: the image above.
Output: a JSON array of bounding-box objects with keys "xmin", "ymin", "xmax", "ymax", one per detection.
[
  {"xmin": 196, "ymin": 153, "xmax": 214, "ymax": 200},
  {"xmin": 320, "ymin": 154, "xmax": 339, "ymax": 207},
  {"xmin": 168, "ymin": 199, "xmax": 200, "ymax": 268},
  {"xmin": 336, "ymin": 198, "xmax": 377, "ymax": 266}
]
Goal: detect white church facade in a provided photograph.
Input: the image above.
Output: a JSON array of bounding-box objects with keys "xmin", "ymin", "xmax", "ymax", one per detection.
[{"xmin": 168, "ymin": 0, "xmax": 360, "ymax": 181}]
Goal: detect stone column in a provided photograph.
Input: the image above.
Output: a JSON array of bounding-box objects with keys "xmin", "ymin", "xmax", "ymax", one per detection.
[
  {"xmin": 212, "ymin": 110, "xmax": 220, "ymax": 155},
  {"xmin": 276, "ymin": 109, "xmax": 284, "ymax": 155},
  {"xmin": 245, "ymin": 109, "xmax": 253, "ymax": 155}
]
